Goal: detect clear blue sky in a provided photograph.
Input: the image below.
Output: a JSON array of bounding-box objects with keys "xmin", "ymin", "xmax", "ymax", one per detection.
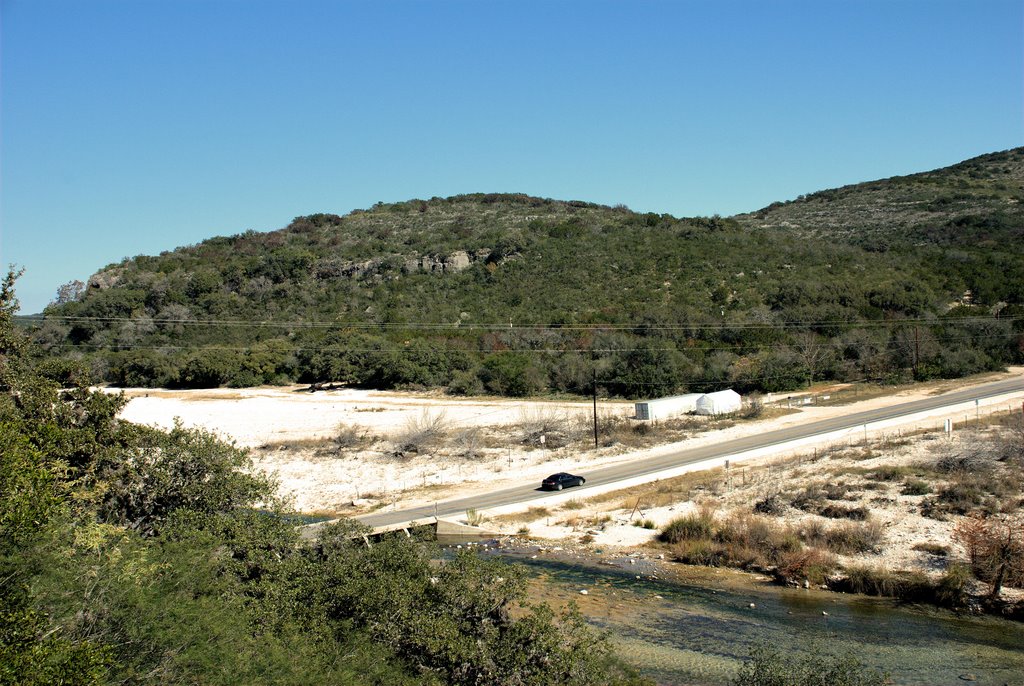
[{"xmin": 2, "ymin": 0, "xmax": 1021, "ymax": 314}]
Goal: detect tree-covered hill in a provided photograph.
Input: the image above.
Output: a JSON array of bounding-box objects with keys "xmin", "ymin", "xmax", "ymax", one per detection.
[
  {"xmin": 735, "ymin": 148, "xmax": 1024, "ymax": 249},
  {"xmin": 30, "ymin": 151, "xmax": 1024, "ymax": 396}
]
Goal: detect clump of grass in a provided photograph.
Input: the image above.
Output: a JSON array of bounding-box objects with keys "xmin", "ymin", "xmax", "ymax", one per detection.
[
  {"xmin": 911, "ymin": 542, "xmax": 948, "ymax": 557},
  {"xmin": 830, "ymin": 563, "xmax": 970, "ymax": 608},
  {"xmin": 661, "ymin": 510, "xmax": 803, "ymax": 572},
  {"xmin": 901, "ymin": 479, "xmax": 932, "ymax": 496},
  {"xmin": 516, "ymin": 526, "xmax": 530, "ymax": 536},
  {"xmin": 672, "ymin": 540, "xmax": 733, "ymax": 567},
  {"xmin": 818, "ymin": 503, "xmax": 870, "ymax": 521},
  {"xmin": 790, "ymin": 485, "xmax": 827, "ymax": 512},
  {"xmin": 921, "ymin": 483, "xmax": 987, "ymax": 518},
  {"xmin": 632, "ymin": 518, "xmax": 656, "ymax": 529},
  {"xmin": 838, "ymin": 565, "xmax": 933, "ymax": 600},
  {"xmin": 822, "ymin": 482, "xmax": 852, "ymax": 500},
  {"xmin": 799, "ymin": 518, "xmax": 883, "ymax": 554},
  {"xmin": 753, "ymin": 494, "xmax": 786, "ymax": 516},
  {"xmin": 868, "ymin": 465, "xmax": 912, "ymax": 482},
  {"xmin": 776, "ymin": 548, "xmax": 837, "ymax": 585},
  {"xmin": 465, "ymin": 508, "xmax": 486, "ymax": 526},
  {"xmin": 822, "ymin": 520, "xmax": 884, "ymax": 554},
  {"xmin": 561, "ymin": 499, "xmax": 586, "ymax": 511},
  {"xmin": 518, "ymin": 506, "xmax": 550, "ymax": 522},
  {"xmin": 659, "ymin": 512, "xmax": 714, "ymax": 544}
]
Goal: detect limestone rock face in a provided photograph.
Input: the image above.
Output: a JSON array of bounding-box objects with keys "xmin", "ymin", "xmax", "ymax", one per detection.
[
  {"xmin": 88, "ymin": 269, "xmax": 122, "ymax": 290},
  {"xmin": 443, "ymin": 251, "xmax": 471, "ymax": 272},
  {"xmin": 316, "ymin": 249, "xmax": 492, "ymax": 281}
]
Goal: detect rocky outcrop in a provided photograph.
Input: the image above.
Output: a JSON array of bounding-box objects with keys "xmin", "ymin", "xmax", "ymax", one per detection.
[
  {"xmin": 317, "ymin": 249, "xmax": 498, "ymax": 281},
  {"xmin": 87, "ymin": 268, "xmax": 122, "ymax": 290}
]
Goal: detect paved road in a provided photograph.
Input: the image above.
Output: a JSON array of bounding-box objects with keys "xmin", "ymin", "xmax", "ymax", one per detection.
[{"xmin": 357, "ymin": 376, "xmax": 1024, "ymax": 528}]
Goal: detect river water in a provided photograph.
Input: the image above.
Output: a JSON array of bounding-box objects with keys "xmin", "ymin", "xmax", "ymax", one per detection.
[{"xmin": 480, "ymin": 546, "xmax": 1024, "ymax": 686}]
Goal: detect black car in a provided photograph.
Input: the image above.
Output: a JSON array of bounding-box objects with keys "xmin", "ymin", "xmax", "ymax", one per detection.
[{"xmin": 541, "ymin": 473, "xmax": 586, "ymax": 491}]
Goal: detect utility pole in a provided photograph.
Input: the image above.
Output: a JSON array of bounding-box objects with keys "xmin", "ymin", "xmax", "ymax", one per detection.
[{"xmin": 592, "ymin": 368, "xmax": 599, "ymax": 449}]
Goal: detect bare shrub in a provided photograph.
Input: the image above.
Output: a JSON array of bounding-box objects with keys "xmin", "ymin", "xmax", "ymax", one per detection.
[
  {"xmin": 334, "ymin": 422, "xmax": 366, "ymax": 449},
  {"xmin": 392, "ymin": 410, "xmax": 450, "ymax": 455},
  {"xmin": 823, "ymin": 482, "xmax": 852, "ymax": 500},
  {"xmin": 994, "ymin": 425, "xmax": 1024, "ymax": 466},
  {"xmin": 453, "ymin": 426, "xmax": 484, "ymax": 458},
  {"xmin": 954, "ymin": 514, "xmax": 1024, "ymax": 598},
  {"xmin": 790, "ymin": 485, "xmax": 827, "ymax": 512},
  {"xmin": 516, "ymin": 408, "xmax": 579, "ymax": 449},
  {"xmin": 753, "ymin": 493, "xmax": 786, "ymax": 516},
  {"xmin": 741, "ymin": 395, "xmax": 764, "ymax": 419},
  {"xmin": 934, "ymin": 438, "xmax": 993, "ymax": 475}
]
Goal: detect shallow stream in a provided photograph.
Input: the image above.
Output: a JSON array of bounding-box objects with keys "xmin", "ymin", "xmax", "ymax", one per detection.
[{"xmin": 482, "ymin": 546, "xmax": 1024, "ymax": 686}]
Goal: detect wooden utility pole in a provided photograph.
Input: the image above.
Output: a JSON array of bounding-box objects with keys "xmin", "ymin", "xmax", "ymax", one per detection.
[{"xmin": 592, "ymin": 368, "xmax": 599, "ymax": 449}]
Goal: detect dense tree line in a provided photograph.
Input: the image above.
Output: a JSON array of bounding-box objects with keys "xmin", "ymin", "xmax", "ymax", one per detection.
[{"xmin": 2, "ymin": 270, "xmax": 650, "ymax": 685}]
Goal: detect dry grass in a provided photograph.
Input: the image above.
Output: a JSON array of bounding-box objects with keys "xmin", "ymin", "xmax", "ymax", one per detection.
[{"xmin": 391, "ymin": 410, "xmax": 450, "ymax": 455}]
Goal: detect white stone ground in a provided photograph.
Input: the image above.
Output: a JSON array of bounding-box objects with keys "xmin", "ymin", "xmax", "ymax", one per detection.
[{"xmin": 115, "ymin": 368, "xmax": 1024, "ymax": 585}]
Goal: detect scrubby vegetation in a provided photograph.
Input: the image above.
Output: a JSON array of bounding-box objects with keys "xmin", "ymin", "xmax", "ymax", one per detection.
[
  {"xmin": 653, "ymin": 415, "xmax": 1024, "ymax": 612},
  {"xmin": 732, "ymin": 643, "xmax": 888, "ymax": 686},
  {"xmin": 22, "ymin": 149, "xmax": 1024, "ymax": 396},
  {"xmin": 1, "ymin": 271, "xmax": 649, "ymax": 686}
]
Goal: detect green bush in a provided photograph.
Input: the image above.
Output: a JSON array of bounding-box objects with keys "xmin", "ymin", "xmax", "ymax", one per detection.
[
  {"xmin": 659, "ymin": 512, "xmax": 714, "ymax": 544},
  {"xmin": 901, "ymin": 479, "xmax": 933, "ymax": 495},
  {"xmin": 733, "ymin": 643, "xmax": 887, "ymax": 686}
]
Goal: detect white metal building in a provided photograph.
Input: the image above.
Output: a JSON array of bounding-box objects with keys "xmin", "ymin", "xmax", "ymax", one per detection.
[
  {"xmin": 695, "ymin": 389, "xmax": 742, "ymax": 415},
  {"xmin": 634, "ymin": 393, "xmax": 703, "ymax": 421}
]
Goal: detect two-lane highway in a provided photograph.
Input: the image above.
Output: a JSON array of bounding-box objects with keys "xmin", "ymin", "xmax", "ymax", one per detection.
[{"xmin": 357, "ymin": 376, "xmax": 1024, "ymax": 529}]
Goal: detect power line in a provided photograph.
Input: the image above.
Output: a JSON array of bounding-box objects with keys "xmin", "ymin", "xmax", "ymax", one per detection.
[{"xmin": 18, "ymin": 313, "xmax": 1021, "ymax": 332}]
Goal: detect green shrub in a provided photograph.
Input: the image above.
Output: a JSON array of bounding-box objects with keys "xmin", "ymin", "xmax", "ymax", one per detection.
[
  {"xmin": 671, "ymin": 540, "xmax": 731, "ymax": 567},
  {"xmin": 901, "ymin": 479, "xmax": 932, "ymax": 495},
  {"xmin": 934, "ymin": 563, "xmax": 972, "ymax": 609},
  {"xmin": 732, "ymin": 643, "xmax": 887, "ymax": 686},
  {"xmin": 659, "ymin": 512, "xmax": 714, "ymax": 544}
]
